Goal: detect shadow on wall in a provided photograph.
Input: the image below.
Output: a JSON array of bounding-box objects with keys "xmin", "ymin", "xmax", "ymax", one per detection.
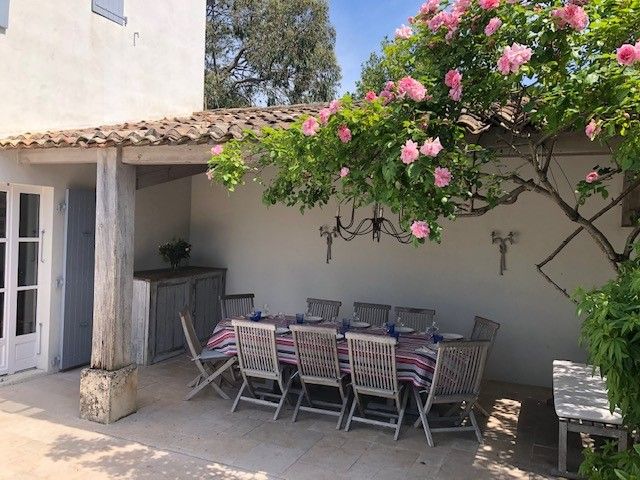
[{"xmin": 45, "ymin": 433, "xmax": 268, "ymax": 480}]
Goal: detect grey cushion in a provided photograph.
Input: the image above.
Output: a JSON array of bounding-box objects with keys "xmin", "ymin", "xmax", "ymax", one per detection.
[{"xmin": 198, "ymin": 348, "xmax": 229, "ymax": 362}]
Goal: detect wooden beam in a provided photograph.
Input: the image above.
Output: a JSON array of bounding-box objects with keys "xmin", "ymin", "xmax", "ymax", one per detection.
[
  {"xmin": 136, "ymin": 164, "xmax": 207, "ymax": 189},
  {"xmin": 91, "ymin": 147, "xmax": 136, "ymax": 371},
  {"xmin": 17, "ymin": 147, "xmax": 100, "ymax": 164},
  {"xmin": 123, "ymin": 144, "xmax": 212, "ymax": 165}
]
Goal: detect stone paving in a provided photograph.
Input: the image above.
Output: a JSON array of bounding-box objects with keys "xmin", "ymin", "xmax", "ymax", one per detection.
[{"xmin": 0, "ymin": 356, "xmax": 584, "ymax": 479}]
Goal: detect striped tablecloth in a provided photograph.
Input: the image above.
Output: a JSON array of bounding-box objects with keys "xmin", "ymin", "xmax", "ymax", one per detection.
[{"xmin": 206, "ymin": 316, "xmax": 438, "ymax": 389}]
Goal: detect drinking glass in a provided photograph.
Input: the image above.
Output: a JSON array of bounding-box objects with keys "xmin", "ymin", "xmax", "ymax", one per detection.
[{"xmin": 296, "ymin": 313, "xmax": 304, "ymax": 324}]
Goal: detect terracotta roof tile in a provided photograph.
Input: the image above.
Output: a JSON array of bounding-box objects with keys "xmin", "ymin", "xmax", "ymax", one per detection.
[{"xmin": 0, "ymin": 103, "xmax": 518, "ymax": 150}]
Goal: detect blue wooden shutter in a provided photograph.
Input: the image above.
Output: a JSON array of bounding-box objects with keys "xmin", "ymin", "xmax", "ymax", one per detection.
[
  {"xmin": 0, "ymin": 0, "xmax": 10, "ymax": 30},
  {"xmin": 92, "ymin": 0, "xmax": 126, "ymax": 26}
]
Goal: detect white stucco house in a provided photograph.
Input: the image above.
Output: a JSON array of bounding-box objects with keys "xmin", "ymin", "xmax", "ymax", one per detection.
[{"xmin": 0, "ymin": 0, "xmax": 630, "ymax": 425}]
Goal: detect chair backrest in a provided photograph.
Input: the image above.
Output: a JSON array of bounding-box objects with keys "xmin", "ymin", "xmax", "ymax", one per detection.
[
  {"xmin": 290, "ymin": 325, "xmax": 341, "ymax": 383},
  {"xmin": 470, "ymin": 316, "xmax": 500, "ymax": 356},
  {"xmin": 232, "ymin": 319, "xmax": 279, "ymax": 379},
  {"xmin": 179, "ymin": 309, "xmax": 202, "ymax": 358},
  {"xmin": 306, "ymin": 297, "xmax": 342, "ymax": 321},
  {"xmin": 394, "ymin": 306, "xmax": 436, "ymax": 332},
  {"xmin": 429, "ymin": 340, "xmax": 490, "ymax": 400},
  {"xmin": 346, "ymin": 332, "xmax": 398, "ymax": 394},
  {"xmin": 221, "ymin": 293, "xmax": 255, "ymax": 319},
  {"xmin": 353, "ymin": 301, "xmax": 391, "ymax": 327}
]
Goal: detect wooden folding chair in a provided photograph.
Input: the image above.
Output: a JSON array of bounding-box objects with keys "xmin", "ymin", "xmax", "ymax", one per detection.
[
  {"xmin": 353, "ymin": 301, "xmax": 391, "ymax": 327},
  {"xmin": 306, "ymin": 297, "xmax": 342, "ymax": 321},
  {"xmin": 290, "ymin": 324, "xmax": 350, "ymax": 429},
  {"xmin": 413, "ymin": 340, "xmax": 490, "ymax": 447},
  {"xmin": 220, "ymin": 293, "xmax": 255, "ymax": 319},
  {"xmin": 231, "ymin": 319, "xmax": 294, "ymax": 420},
  {"xmin": 470, "ymin": 316, "xmax": 500, "ymax": 416},
  {"xmin": 179, "ymin": 309, "xmax": 237, "ymax": 401},
  {"xmin": 394, "ymin": 306, "xmax": 436, "ymax": 332},
  {"xmin": 344, "ymin": 332, "xmax": 408, "ymax": 440}
]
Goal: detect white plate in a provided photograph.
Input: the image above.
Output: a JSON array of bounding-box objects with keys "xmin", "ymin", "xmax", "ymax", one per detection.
[
  {"xmin": 441, "ymin": 333, "xmax": 463, "ymax": 340},
  {"xmin": 415, "ymin": 346, "xmax": 437, "ymax": 355},
  {"xmin": 395, "ymin": 326, "xmax": 414, "ymax": 334},
  {"xmin": 275, "ymin": 327, "xmax": 291, "ymax": 335},
  {"xmin": 336, "ymin": 333, "xmax": 345, "ymax": 341},
  {"xmin": 305, "ymin": 316, "xmax": 323, "ymax": 323},
  {"xmin": 350, "ymin": 321, "xmax": 370, "ymax": 329}
]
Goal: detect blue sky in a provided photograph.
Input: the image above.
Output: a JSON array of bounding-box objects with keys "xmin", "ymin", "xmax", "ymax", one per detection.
[{"xmin": 329, "ymin": 1, "xmax": 418, "ymax": 95}]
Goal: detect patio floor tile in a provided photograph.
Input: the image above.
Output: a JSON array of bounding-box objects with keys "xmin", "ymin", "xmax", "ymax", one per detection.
[{"xmin": 0, "ymin": 355, "xmax": 580, "ymax": 479}]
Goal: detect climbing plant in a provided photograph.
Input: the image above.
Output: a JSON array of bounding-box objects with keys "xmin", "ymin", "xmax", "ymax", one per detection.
[{"xmin": 208, "ymin": 0, "xmax": 640, "ymax": 297}]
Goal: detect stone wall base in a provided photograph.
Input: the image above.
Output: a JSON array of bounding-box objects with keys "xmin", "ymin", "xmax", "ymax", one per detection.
[{"xmin": 79, "ymin": 364, "xmax": 137, "ymax": 424}]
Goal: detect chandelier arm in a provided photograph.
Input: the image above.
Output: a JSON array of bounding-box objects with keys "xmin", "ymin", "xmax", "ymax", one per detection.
[
  {"xmin": 381, "ymin": 218, "xmax": 413, "ymax": 243},
  {"xmin": 337, "ymin": 218, "xmax": 374, "ymax": 241}
]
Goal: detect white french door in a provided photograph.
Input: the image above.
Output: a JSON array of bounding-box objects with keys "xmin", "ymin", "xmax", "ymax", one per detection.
[{"xmin": 0, "ymin": 184, "xmax": 45, "ymax": 375}]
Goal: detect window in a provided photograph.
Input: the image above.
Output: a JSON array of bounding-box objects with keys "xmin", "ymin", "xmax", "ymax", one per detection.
[
  {"xmin": 92, "ymin": 0, "xmax": 126, "ymax": 26},
  {"xmin": 0, "ymin": 0, "xmax": 9, "ymax": 30}
]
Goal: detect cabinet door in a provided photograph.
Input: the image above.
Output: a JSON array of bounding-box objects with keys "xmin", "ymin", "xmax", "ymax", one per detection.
[
  {"xmin": 193, "ymin": 275, "xmax": 222, "ymax": 341},
  {"xmin": 152, "ymin": 280, "xmax": 190, "ymax": 361}
]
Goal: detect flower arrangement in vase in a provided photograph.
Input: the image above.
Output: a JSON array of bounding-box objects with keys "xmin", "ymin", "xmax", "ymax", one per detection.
[{"xmin": 158, "ymin": 238, "xmax": 191, "ymax": 270}]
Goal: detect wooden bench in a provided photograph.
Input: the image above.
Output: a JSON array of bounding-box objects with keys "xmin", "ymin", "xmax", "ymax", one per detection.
[{"xmin": 553, "ymin": 360, "xmax": 628, "ymax": 479}]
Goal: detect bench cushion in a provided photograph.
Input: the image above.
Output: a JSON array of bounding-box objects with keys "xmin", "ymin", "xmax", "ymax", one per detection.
[{"xmin": 553, "ymin": 360, "xmax": 622, "ymax": 425}]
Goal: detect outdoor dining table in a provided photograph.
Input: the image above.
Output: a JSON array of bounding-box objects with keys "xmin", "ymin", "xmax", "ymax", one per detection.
[{"xmin": 206, "ymin": 315, "xmax": 438, "ymax": 389}]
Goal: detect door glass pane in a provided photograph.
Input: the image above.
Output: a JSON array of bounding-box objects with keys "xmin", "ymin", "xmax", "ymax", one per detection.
[
  {"xmin": 0, "ymin": 292, "xmax": 3, "ymax": 339},
  {"xmin": 18, "ymin": 242, "xmax": 38, "ymax": 286},
  {"xmin": 16, "ymin": 289, "xmax": 37, "ymax": 336},
  {"xmin": 19, "ymin": 193, "xmax": 40, "ymax": 238},
  {"xmin": 0, "ymin": 242, "xmax": 4, "ymax": 289},
  {"xmin": 0, "ymin": 191, "xmax": 6, "ymax": 238}
]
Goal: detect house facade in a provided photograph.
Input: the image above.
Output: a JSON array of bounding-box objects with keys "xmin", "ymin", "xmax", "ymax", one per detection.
[{"xmin": 0, "ymin": 0, "xmax": 204, "ymax": 377}]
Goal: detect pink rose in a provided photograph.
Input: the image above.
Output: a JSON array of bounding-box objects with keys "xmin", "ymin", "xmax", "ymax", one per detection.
[
  {"xmin": 551, "ymin": 4, "xmax": 588, "ymax": 31},
  {"xmin": 319, "ymin": 108, "xmax": 331, "ymax": 125},
  {"xmin": 479, "ymin": 0, "xmax": 500, "ymax": 10},
  {"xmin": 401, "ymin": 139, "xmax": 420, "ymax": 164},
  {"xmin": 484, "ymin": 17, "xmax": 502, "ymax": 36},
  {"xmin": 616, "ymin": 44, "xmax": 639, "ymax": 66},
  {"xmin": 428, "ymin": 11, "xmax": 460, "ymax": 33},
  {"xmin": 365, "ymin": 91, "xmax": 378, "ymax": 102},
  {"xmin": 420, "ymin": 137, "xmax": 444, "ymax": 157},
  {"xmin": 449, "ymin": 85, "xmax": 462, "ymax": 101},
  {"xmin": 410, "ymin": 220, "xmax": 430, "ymax": 239},
  {"xmin": 205, "ymin": 169, "xmax": 214, "ymax": 181},
  {"xmin": 302, "ymin": 116, "xmax": 320, "ymax": 136},
  {"xmin": 329, "ymin": 100, "xmax": 341, "ymax": 114},
  {"xmin": 397, "ymin": 76, "xmax": 427, "ymax": 102},
  {"xmin": 395, "ymin": 25, "xmax": 413, "ymax": 39},
  {"xmin": 444, "ymin": 69, "xmax": 462, "ymax": 89},
  {"xmin": 497, "ymin": 43, "xmax": 532, "ymax": 75},
  {"xmin": 211, "ymin": 144, "xmax": 223, "ymax": 156},
  {"xmin": 340, "ymin": 167, "xmax": 350, "ymax": 178},
  {"xmin": 434, "ymin": 167, "xmax": 452, "ymax": 187},
  {"xmin": 337, "ymin": 124, "xmax": 352, "ymax": 143},
  {"xmin": 379, "ymin": 89, "xmax": 395, "ymax": 104},
  {"xmin": 585, "ymin": 119, "xmax": 601, "ymax": 141},
  {"xmin": 420, "ymin": 0, "xmax": 439, "ymax": 15},
  {"xmin": 453, "ymin": 0, "xmax": 471, "ymax": 14},
  {"xmin": 585, "ymin": 171, "xmax": 599, "ymax": 183}
]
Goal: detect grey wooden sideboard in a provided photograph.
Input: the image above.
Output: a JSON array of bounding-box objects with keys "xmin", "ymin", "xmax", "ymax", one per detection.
[{"xmin": 132, "ymin": 267, "xmax": 227, "ymax": 365}]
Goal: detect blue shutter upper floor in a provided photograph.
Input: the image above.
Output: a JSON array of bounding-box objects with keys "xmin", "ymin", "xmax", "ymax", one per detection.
[{"xmin": 92, "ymin": 0, "xmax": 126, "ymax": 26}]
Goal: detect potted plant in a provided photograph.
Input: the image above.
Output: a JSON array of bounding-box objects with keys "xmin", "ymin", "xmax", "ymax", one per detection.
[{"xmin": 158, "ymin": 238, "xmax": 191, "ymax": 270}]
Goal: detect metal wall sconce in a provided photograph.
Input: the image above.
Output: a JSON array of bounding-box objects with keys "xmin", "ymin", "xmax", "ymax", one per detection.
[{"xmin": 491, "ymin": 231, "xmax": 516, "ymax": 275}]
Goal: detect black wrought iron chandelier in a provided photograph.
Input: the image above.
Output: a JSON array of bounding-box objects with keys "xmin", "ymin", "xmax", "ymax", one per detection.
[{"xmin": 319, "ymin": 200, "xmax": 412, "ymax": 263}]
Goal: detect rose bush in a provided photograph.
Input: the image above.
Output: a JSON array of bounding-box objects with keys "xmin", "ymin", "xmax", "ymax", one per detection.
[{"xmin": 208, "ymin": 0, "xmax": 639, "ymax": 248}]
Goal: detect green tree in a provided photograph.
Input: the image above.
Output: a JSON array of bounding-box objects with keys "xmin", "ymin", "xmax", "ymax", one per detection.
[{"xmin": 204, "ymin": 0, "xmax": 341, "ymax": 108}]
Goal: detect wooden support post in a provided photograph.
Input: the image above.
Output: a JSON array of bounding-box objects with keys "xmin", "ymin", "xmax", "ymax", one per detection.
[{"xmin": 79, "ymin": 147, "xmax": 138, "ymax": 424}]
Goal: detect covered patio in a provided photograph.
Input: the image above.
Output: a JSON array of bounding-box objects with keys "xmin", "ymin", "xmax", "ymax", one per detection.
[{"xmin": 0, "ymin": 355, "xmax": 577, "ymax": 479}]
